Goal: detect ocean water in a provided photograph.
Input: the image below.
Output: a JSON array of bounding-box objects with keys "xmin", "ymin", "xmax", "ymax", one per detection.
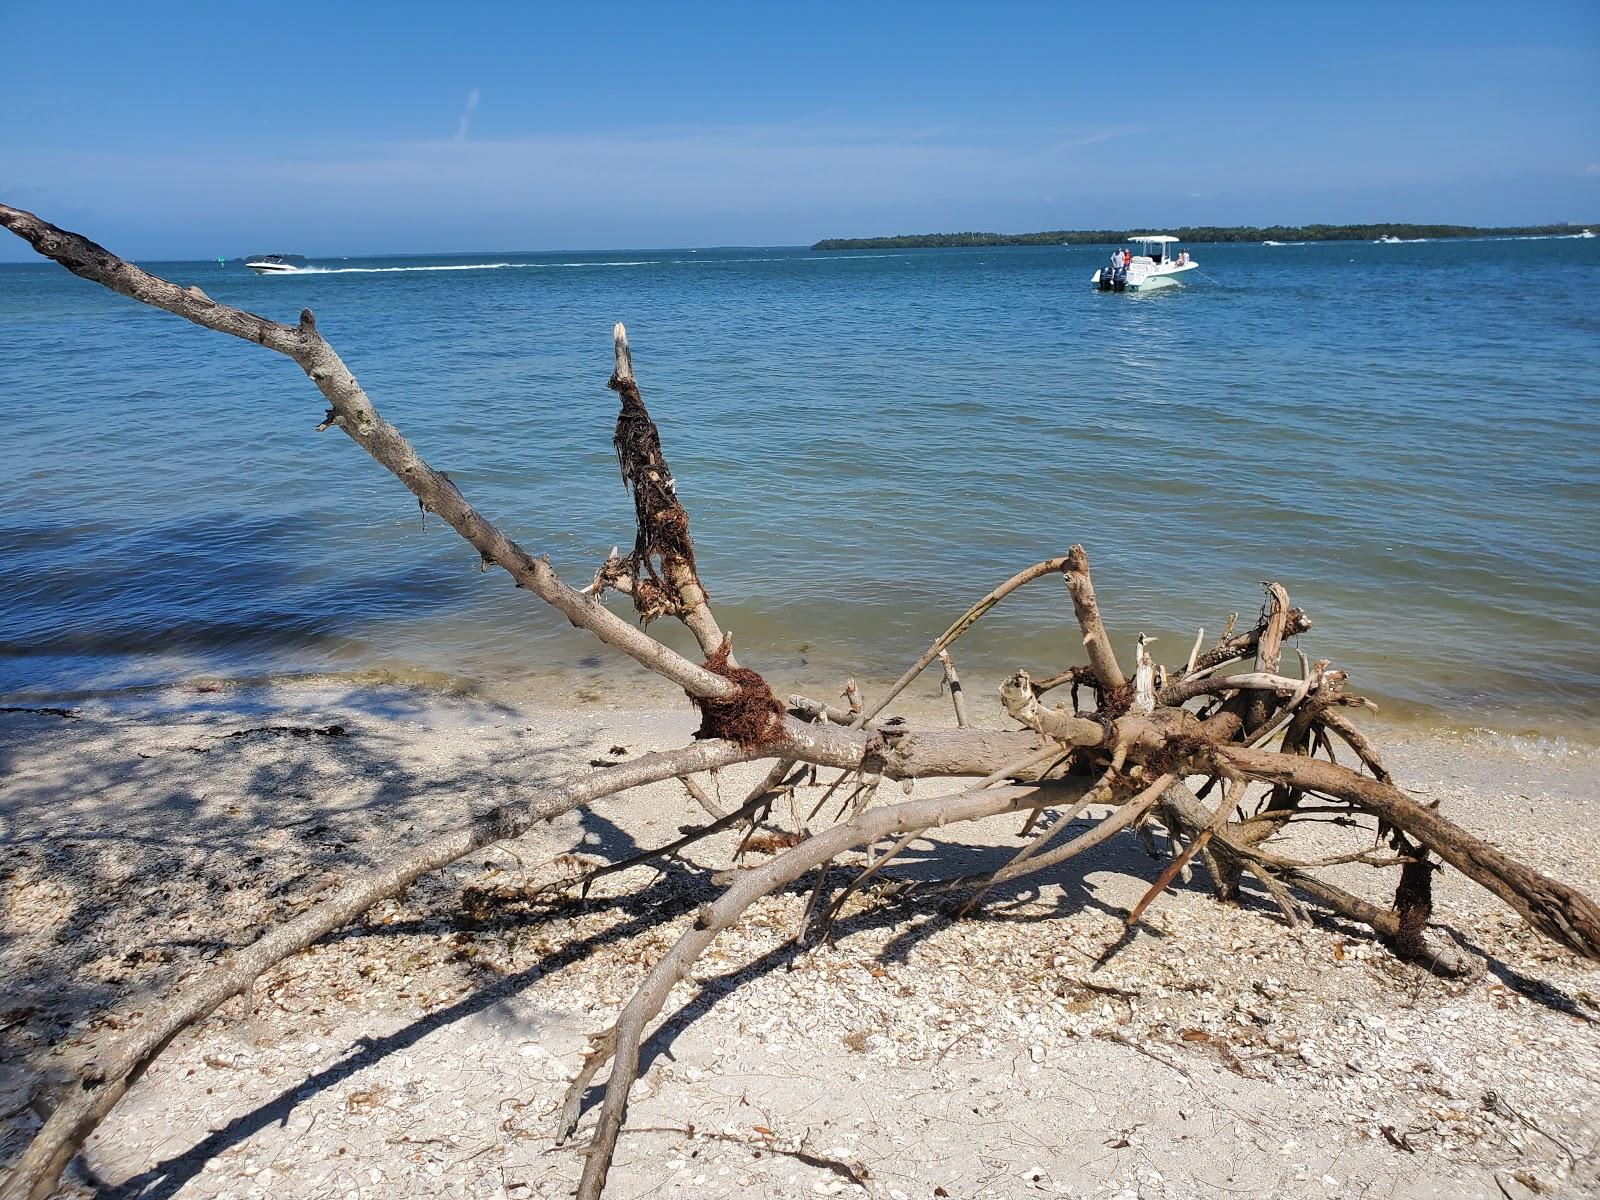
[{"xmin": 1, "ymin": 237, "xmax": 1597, "ymax": 735}]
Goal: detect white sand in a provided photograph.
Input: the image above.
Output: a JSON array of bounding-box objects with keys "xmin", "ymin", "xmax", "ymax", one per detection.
[{"xmin": 2, "ymin": 682, "xmax": 1598, "ymax": 1199}]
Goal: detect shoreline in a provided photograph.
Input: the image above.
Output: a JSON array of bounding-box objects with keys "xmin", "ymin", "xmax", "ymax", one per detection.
[{"xmin": 6, "ymin": 662, "xmax": 1598, "ymax": 754}]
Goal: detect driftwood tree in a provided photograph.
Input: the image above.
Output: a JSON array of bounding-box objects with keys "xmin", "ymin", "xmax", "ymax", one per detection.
[{"xmin": 3, "ymin": 202, "xmax": 1598, "ymax": 1200}]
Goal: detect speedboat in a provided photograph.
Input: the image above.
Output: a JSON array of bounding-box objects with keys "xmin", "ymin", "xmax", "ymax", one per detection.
[
  {"xmin": 245, "ymin": 254, "xmax": 308, "ymax": 275},
  {"xmin": 1374, "ymin": 235, "xmax": 1403, "ymax": 244},
  {"xmin": 1581, "ymin": 229, "xmax": 1596, "ymax": 239},
  {"xmin": 1091, "ymin": 235, "xmax": 1198, "ymax": 292}
]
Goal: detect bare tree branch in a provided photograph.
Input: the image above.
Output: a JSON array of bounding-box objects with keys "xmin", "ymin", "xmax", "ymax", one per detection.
[
  {"xmin": 861, "ymin": 556, "xmax": 1070, "ymax": 722},
  {"xmin": 1063, "ymin": 544, "xmax": 1126, "ymax": 692},
  {"xmin": 1219, "ymin": 745, "xmax": 1600, "ymax": 959}
]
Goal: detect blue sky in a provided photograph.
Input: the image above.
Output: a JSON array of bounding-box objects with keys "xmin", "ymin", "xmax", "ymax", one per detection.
[{"xmin": 3, "ymin": 1, "xmax": 1597, "ymax": 258}]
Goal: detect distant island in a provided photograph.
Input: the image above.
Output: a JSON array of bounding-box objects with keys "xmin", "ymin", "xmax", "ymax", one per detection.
[{"xmin": 812, "ymin": 222, "xmax": 1594, "ymax": 251}]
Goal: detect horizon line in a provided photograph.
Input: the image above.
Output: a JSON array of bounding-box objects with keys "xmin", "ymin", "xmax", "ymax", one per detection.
[{"xmin": 2, "ymin": 217, "xmax": 1597, "ymax": 266}]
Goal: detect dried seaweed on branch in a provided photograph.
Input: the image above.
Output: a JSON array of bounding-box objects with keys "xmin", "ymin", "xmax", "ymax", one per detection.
[
  {"xmin": 690, "ymin": 635, "xmax": 786, "ymax": 750},
  {"xmin": 609, "ymin": 332, "xmax": 702, "ymax": 625}
]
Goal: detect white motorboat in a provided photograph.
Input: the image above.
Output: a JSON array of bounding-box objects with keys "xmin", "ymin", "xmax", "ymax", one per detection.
[
  {"xmin": 245, "ymin": 254, "xmax": 309, "ymax": 274},
  {"xmin": 1091, "ymin": 235, "xmax": 1198, "ymax": 292}
]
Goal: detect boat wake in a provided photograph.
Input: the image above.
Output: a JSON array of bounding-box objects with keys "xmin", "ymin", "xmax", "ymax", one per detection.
[
  {"xmin": 1475, "ymin": 232, "xmax": 1595, "ymax": 242},
  {"xmin": 1372, "ymin": 232, "xmax": 1595, "ymax": 247},
  {"xmin": 266, "ymin": 253, "xmax": 908, "ymax": 276},
  {"xmin": 295, "ymin": 260, "xmax": 654, "ymax": 274}
]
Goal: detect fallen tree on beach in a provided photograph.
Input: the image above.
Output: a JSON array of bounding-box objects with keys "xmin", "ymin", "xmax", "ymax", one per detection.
[{"xmin": 3, "ymin": 202, "xmax": 1599, "ymax": 1200}]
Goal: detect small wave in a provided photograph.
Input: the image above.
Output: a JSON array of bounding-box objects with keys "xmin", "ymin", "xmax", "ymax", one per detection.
[{"xmin": 1474, "ymin": 233, "xmax": 1594, "ymax": 242}]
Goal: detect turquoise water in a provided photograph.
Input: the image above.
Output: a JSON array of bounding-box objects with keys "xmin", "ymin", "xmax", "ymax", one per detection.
[{"xmin": 1, "ymin": 237, "xmax": 1597, "ymax": 732}]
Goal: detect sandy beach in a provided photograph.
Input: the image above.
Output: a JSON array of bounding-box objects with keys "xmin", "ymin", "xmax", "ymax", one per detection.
[{"xmin": 2, "ymin": 681, "xmax": 1597, "ymax": 1200}]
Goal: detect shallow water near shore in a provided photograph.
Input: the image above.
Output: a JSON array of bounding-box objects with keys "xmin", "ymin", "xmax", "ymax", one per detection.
[{"xmin": 2, "ymin": 237, "xmax": 1597, "ymax": 737}]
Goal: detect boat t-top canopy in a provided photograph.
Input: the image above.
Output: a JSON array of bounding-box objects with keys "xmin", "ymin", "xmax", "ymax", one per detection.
[{"xmin": 1127, "ymin": 234, "xmax": 1180, "ymax": 243}]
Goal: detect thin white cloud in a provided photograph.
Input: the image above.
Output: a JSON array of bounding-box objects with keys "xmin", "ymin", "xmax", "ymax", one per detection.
[
  {"xmin": 453, "ymin": 88, "xmax": 481, "ymax": 142},
  {"xmin": 1056, "ymin": 127, "xmax": 1144, "ymax": 150}
]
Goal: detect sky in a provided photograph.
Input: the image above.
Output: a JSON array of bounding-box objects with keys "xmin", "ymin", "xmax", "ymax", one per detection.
[{"xmin": 2, "ymin": 0, "xmax": 1597, "ymax": 259}]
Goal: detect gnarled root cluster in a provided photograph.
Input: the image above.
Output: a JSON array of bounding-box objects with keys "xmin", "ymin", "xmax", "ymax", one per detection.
[{"xmin": 3, "ymin": 202, "xmax": 1598, "ymax": 1200}]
